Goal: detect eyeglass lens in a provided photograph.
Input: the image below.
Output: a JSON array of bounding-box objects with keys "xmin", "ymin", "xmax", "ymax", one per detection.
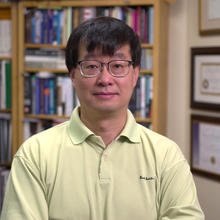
[{"xmin": 80, "ymin": 60, "xmax": 131, "ymax": 77}]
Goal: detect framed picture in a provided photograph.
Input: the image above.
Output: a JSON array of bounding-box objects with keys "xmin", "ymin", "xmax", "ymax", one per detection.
[
  {"xmin": 191, "ymin": 47, "xmax": 220, "ymax": 111},
  {"xmin": 191, "ymin": 114, "xmax": 220, "ymax": 181},
  {"xmin": 200, "ymin": 0, "xmax": 220, "ymax": 35}
]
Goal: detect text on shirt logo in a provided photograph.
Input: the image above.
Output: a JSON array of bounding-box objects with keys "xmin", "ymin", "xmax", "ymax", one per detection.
[{"xmin": 140, "ymin": 175, "xmax": 155, "ymax": 181}]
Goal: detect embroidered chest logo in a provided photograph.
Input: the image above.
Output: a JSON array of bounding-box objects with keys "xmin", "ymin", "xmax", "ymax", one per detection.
[{"xmin": 140, "ymin": 175, "xmax": 155, "ymax": 181}]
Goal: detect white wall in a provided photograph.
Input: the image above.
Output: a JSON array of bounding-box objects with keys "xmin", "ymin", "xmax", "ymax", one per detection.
[{"xmin": 167, "ymin": 1, "xmax": 220, "ymax": 220}]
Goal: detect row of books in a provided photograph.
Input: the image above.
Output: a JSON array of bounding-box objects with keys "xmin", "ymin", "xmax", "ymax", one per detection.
[
  {"xmin": 23, "ymin": 118, "xmax": 66, "ymax": 141},
  {"xmin": 0, "ymin": 113, "xmax": 12, "ymax": 163},
  {"xmin": 0, "ymin": 19, "xmax": 11, "ymax": 56},
  {"xmin": 22, "ymin": 113, "xmax": 152, "ymax": 143},
  {"xmin": 23, "ymin": 72, "xmax": 152, "ymax": 118},
  {"xmin": 0, "ymin": 168, "xmax": 10, "ymax": 213},
  {"xmin": 138, "ymin": 122, "xmax": 152, "ymax": 129},
  {"xmin": 141, "ymin": 48, "xmax": 153, "ymax": 70},
  {"xmin": 0, "ymin": 60, "xmax": 11, "ymax": 110},
  {"xmin": 24, "ymin": 48, "xmax": 65, "ymax": 70},
  {"xmin": 24, "ymin": 72, "xmax": 79, "ymax": 116},
  {"xmin": 24, "ymin": 6, "xmax": 154, "ymax": 45},
  {"xmin": 129, "ymin": 74, "xmax": 153, "ymax": 118},
  {"xmin": 24, "ymin": 48, "xmax": 152, "ymax": 71}
]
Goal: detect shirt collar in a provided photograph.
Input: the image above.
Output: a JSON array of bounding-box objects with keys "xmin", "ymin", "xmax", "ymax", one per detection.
[
  {"xmin": 68, "ymin": 107, "xmax": 94, "ymax": 144},
  {"xmin": 68, "ymin": 107, "xmax": 141, "ymax": 145},
  {"xmin": 118, "ymin": 110, "xmax": 141, "ymax": 143}
]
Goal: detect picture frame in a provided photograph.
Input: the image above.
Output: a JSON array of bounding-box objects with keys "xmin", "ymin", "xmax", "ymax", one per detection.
[
  {"xmin": 191, "ymin": 47, "xmax": 220, "ymax": 111},
  {"xmin": 191, "ymin": 114, "xmax": 220, "ymax": 181},
  {"xmin": 199, "ymin": 0, "xmax": 220, "ymax": 35}
]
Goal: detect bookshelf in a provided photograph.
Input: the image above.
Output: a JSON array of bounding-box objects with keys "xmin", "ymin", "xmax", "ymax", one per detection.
[
  {"xmin": 17, "ymin": 0, "xmax": 172, "ymax": 146},
  {"xmin": 0, "ymin": 2, "xmax": 17, "ymax": 166}
]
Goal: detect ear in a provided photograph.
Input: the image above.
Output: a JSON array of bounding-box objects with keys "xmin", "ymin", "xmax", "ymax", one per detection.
[
  {"xmin": 132, "ymin": 66, "xmax": 140, "ymax": 88},
  {"xmin": 70, "ymin": 68, "xmax": 74, "ymax": 79},
  {"xmin": 70, "ymin": 68, "xmax": 76, "ymax": 87}
]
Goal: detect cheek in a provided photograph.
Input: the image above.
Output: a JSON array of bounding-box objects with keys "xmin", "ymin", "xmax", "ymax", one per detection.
[
  {"xmin": 74, "ymin": 78, "xmax": 94, "ymax": 97},
  {"xmin": 127, "ymin": 75, "xmax": 138, "ymax": 90}
]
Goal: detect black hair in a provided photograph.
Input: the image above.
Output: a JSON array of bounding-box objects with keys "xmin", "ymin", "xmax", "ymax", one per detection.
[{"xmin": 65, "ymin": 16, "xmax": 141, "ymax": 72}]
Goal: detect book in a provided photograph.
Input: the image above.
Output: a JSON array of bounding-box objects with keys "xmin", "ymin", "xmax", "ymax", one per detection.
[
  {"xmin": 56, "ymin": 76, "xmax": 63, "ymax": 115},
  {"xmin": 0, "ymin": 168, "xmax": 10, "ymax": 213},
  {"xmin": 24, "ymin": 48, "xmax": 65, "ymax": 70},
  {"xmin": 23, "ymin": 117, "xmax": 66, "ymax": 141},
  {"xmin": 5, "ymin": 61, "xmax": 11, "ymax": 109},
  {"xmin": 148, "ymin": 6, "xmax": 154, "ymax": 44},
  {"xmin": 0, "ymin": 113, "xmax": 12, "ymax": 163},
  {"xmin": 0, "ymin": 60, "xmax": 6, "ymax": 109},
  {"xmin": 140, "ymin": 75, "xmax": 146, "ymax": 118},
  {"xmin": 24, "ymin": 73, "xmax": 32, "ymax": 113},
  {"xmin": 0, "ymin": 19, "xmax": 11, "ymax": 56},
  {"xmin": 48, "ymin": 77, "xmax": 56, "ymax": 115},
  {"xmin": 34, "ymin": 10, "xmax": 43, "ymax": 44}
]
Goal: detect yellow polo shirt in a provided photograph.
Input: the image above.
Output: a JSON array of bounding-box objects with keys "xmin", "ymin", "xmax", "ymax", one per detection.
[{"xmin": 1, "ymin": 107, "xmax": 204, "ymax": 220}]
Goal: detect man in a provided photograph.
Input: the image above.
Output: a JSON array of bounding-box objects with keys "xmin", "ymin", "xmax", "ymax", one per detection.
[{"xmin": 1, "ymin": 17, "xmax": 204, "ymax": 219}]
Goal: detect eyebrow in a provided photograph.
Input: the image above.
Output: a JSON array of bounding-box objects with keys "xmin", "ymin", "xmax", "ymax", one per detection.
[{"xmin": 83, "ymin": 52, "xmax": 127, "ymax": 60}]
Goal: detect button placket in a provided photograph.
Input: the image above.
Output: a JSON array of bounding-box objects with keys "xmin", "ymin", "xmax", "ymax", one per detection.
[{"xmin": 99, "ymin": 150, "xmax": 111, "ymax": 182}]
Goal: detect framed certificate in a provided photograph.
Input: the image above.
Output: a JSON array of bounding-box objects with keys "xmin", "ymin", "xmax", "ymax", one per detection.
[
  {"xmin": 200, "ymin": 0, "xmax": 220, "ymax": 35},
  {"xmin": 191, "ymin": 47, "xmax": 220, "ymax": 111},
  {"xmin": 191, "ymin": 114, "xmax": 220, "ymax": 180}
]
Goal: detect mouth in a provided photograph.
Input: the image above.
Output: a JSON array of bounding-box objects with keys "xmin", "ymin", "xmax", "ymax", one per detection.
[{"xmin": 93, "ymin": 92, "xmax": 119, "ymax": 99}]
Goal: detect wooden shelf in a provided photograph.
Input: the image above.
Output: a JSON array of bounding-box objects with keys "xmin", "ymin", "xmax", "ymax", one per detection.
[
  {"xmin": 135, "ymin": 117, "xmax": 152, "ymax": 123},
  {"xmin": 24, "ymin": 43, "xmax": 152, "ymax": 49},
  {"xmin": 0, "ymin": 109, "xmax": 11, "ymax": 113},
  {"xmin": 140, "ymin": 69, "xmax": 153, "ymax": 75},
  {"xmin": 21, "ymin": 0, "xmax": 156, "ymax": 8},
  {"xmin": 23, "ymin": 68, "xmax": 68, "ymax": 73},
  {"xmin": 24, "ymin": 43, "xmax": 66, "ymax": 49},
  {"xmin": 141, "ymin": 43, "xmax": 153, "ymax": 48},
  {"xmin": 0, "ymin": 2, "xmax": 12, "ymax": 8},
  {"xmin": 24, "ymin": 114, "xmax": 70, "ymax": 120},
  {"xmin": 0, "ymin": 56, "xmax": 12, "ymax": 60},
  {"xmin": 0, "ymin": 2, "xmax": 18, "ymax": 162},
  {"xmin": 0, "ymin": 162, "xmax": 11, "ymax": 167}
]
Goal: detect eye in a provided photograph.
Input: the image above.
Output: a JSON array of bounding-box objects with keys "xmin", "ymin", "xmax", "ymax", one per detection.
[
  {"xmin": 84, "ymin": 63, "xmax": 99, "ymax": 70},
  {"xmin": 113, "ymin": 64, "xmax": 123, "ymax": 68},
  {"xmin": 111, "ymin": 62, "xmax": 124, "ymax": 70}
]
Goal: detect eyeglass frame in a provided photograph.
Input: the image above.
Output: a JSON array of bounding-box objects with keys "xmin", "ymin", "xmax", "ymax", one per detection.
[{"xmin": 77, "ymin": 60, "xmax": 134, "ymax": 78}]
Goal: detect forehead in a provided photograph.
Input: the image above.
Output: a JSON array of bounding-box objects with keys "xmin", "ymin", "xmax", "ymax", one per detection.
[{"xmin": 78, "ymin": 44, "xmax": 132, "ymax": 61}]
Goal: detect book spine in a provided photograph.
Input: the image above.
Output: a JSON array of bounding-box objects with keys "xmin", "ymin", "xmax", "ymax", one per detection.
[
  {"xmin": 44, "ymin": 78, "xmax": 50, "ymax": 115},
  {"xmin": 0, "ymin": 61, "xmax": 6, "ymax": 109},
  {"xmin": 31, "ymin": 75, "xmax": 36, "ymax": 114},
  {"xmin": 56, "ymin": 76, "xmax": 63, "ymax": 115},
  {"xmin": 47, "ymin": 9, "xmax": 54, "ymax": 44},
  {"xmin": 49, "ymin": 78, "xmax": 56, "ymax": 115},
  {"xmin": 148, "ymin": 6, "xmax": 154, "ymax": 44},
  {"xmin": 140, "ymin": 75, "xmax": 146, "ymax": 118},
  {"xmin": 5, "ymin": 61, "xmax": 11, "ymax": 109},
  {"xmin": 24, "ymin": 73, "xmax": 32, "ymax": 114},
  {"xmin": 35, "ymin": 77, "xmax": 41, "ymax": 114}
]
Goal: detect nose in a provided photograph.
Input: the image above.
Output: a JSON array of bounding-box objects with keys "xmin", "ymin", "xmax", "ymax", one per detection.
[{"xmin": 96, "ymin": 63, "xmax": 113, "ymax": 86}]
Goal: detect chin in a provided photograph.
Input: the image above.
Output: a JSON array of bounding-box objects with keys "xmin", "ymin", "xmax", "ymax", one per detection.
[{"xmin": 93, "ymin": 105, "xmax": 127, "ymax": 114}]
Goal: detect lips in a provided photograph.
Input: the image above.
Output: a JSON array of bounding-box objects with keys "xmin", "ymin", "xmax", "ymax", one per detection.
[
  {"xmin": 93, "ymin": 91, "xmax": 119, "ymax": 99},
  {"xmin": 93, "ymin": 92, "xmax": 118, "ymax": 95}
]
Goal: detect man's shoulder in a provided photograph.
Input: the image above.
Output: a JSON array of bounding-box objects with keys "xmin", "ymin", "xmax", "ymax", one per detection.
[
  {"xmin": 137, "ymin": 123, "xmax": 172, "ymax": 145},
  {"xmin": 29, "ymin": 120, "xmax": 69, "ymax": 140},
  {"xmin": 16, "ymin": 120, "xmax": 70, "ymax": 159},
  {"xmin": 137, "ymin": 124, "xmax": 185, "ymax": 162}
]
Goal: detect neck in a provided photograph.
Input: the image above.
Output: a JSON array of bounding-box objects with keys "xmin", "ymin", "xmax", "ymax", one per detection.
[{"xmin": 79, "ymin": 108, "xmax": 127, "ymax": 146}]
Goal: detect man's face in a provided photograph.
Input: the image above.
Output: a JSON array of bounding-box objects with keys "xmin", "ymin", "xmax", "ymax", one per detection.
[{"xmin": 70, "ymin": 44, "xmax": 139, "ymax": 116}]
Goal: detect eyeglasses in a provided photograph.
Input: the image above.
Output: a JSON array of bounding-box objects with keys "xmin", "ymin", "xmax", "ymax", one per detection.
[{"xmin": 78, "ymin": 60, "xmax": 134, "ymax": 78}]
